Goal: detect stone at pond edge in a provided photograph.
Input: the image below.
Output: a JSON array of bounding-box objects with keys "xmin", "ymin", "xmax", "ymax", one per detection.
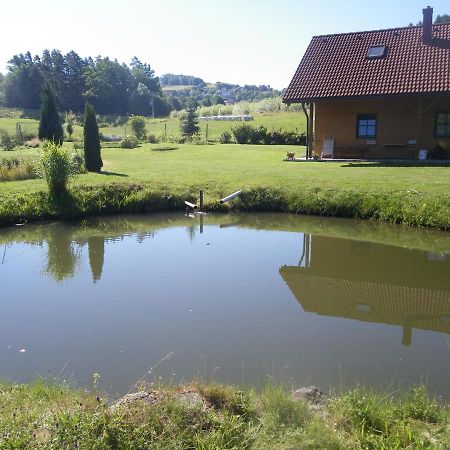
[
  {"xmin": 112, "ymin": 391, "xmax": 159, "ymax": 410},
  {"xmin": 112, "ymin": 389, "xmax": 210, "ymax": 411},
  {"xmin": 292, "ymin": 386, "xmax": 324, "ymax": 404},
  {"xmin": 174, "ymin": 391, "xmax": 209, "ymax": 410}
]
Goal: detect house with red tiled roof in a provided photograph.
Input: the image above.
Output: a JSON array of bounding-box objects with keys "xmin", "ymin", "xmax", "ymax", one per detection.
[{"xmin": 283, "ymin": 7, "xmax": 450, "ymax": 159}]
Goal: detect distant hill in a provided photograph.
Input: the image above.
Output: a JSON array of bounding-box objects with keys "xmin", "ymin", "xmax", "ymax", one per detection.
[{"xmin": 160, "ymin": 73, "xmax": 281, "ymax": 110}]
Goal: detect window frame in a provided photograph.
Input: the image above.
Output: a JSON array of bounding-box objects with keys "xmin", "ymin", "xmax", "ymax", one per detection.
[
  {"xmin": 366, "ymin": 45, "xmax": 387, "ymax": 59},
  {"xmin": 434, "ymin": 112, "xmax": 450, "ymax": 138},
  {"xmin": 356, "ymin": 114, "xmax": 377, "ymax": 139}
]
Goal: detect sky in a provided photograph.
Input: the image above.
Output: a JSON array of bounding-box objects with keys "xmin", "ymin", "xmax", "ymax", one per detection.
[{"xmin": 0, "ymin": 0, "xmax": 448, "ymax": 89}]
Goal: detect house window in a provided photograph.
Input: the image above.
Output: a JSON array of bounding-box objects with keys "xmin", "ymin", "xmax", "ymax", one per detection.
[
  {"xmin": 435, "ymin": 112, "xmax": 450, "ymax": 137},
  {"xmin": 367, "ymin": 45, "xmax": 387, "ymax": 59},
  {"xmin": 357, "ymin": 114, "xmax": 377, "ymax": 138}
]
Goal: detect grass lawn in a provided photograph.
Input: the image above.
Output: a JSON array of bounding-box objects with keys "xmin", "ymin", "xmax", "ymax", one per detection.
[
  {"xmin": 0, "ymin": 110, "xmax": 306, "ymax": 142},
  {"xmin": 1, "ymin": 142, "xmax": 448, "ymax": 195},
  {"xmin": 0, "ymin": 142, "xmax": 449, "ymax": 229}
]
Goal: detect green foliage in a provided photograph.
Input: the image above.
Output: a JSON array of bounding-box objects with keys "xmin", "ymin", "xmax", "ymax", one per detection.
[
  {"xmin": 65, "ymin": 111, "xmax": 76, "ymax": 140},
  {"xmin": 180, "ymin": 108, "xmax": 200, "ymax": 138},
  {"xmin": 400, "ymin": 386, "xmax": 444, "ymax": 423},
  {"xmin": 83, "ymin": 103, "xmax": 103, "ymax": 172},
  {"xmin": 231, "ymin": 123, "xmax": 306, "ymax": 145},
  {"xmin": 0, "ymin": 130, "xmax": 17, "ymax": 150},
  {"xmin": 147, "ymin": 133, "xmax": 158, "ymax": 144},
  {"xmin": 219, "ymin": 131, "xmax": 232, "ymax": 144},
  {"xmin": 231, "ymin": 123, "xmax": 254, "ymax": 144},
  {"xmin": 0, "ymin": 156, "xmax": 37, "ymax": 181},
  {"xmin": 120, "ymin": 136, "xmax": 139, "ymax": 148},
  {"xmin": 249, "ymin": 125, "xmax": 268, "ymax": 144},
  {"xmin": 332, "ymin": 387, "xmax": 449, "ymax": 449},
  {"xmin": 39, "ymin": 141, "xmax": 74, "ymax": 194},
  {"xmin": 38, "ymin": 84, "xmax": 64, "ymax": 145},
  {"xmin": 128, "ymin": 115, "xmax": 147, "ymax": 140},
  {"xmin": 434, "ymin": 14, "xmax": 450, "ymax": 24}
]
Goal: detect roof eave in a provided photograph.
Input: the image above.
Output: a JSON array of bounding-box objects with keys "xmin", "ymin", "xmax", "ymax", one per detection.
[{"xmin": 283, "ymin": 91, "xmax": 450, "ymax": 104}]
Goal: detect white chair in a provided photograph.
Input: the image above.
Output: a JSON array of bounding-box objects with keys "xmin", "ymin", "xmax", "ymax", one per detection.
[{"xmin": 322, "ymin": 135, "xmax": 334, "ymax": 158}]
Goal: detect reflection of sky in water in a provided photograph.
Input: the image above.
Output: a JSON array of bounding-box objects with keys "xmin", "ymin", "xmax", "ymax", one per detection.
[{"xmin": 0, "ymin": 214, "xmax": 449, "ymax": 398}]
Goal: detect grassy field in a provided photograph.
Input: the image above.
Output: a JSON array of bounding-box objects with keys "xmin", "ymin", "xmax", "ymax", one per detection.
[
  {"xmin": 1, "ymin": 143, "xmax": 447, "ymax": 194},
  {"xmin": 0, "ymin": 142, "xmax": 449, "ymax": 228},
  {"xmin": 0, "ymin": 110, "xmax": 306, "ymax": 142},
  {"xmin": 0, "ymin": 381, "xmax": 448, "ymax": 449}
]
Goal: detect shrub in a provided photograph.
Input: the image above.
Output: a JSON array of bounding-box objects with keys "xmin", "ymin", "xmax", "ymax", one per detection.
[
  {"xmin": 129, "ymin": 115, "xmax": 147, "ymax": 140},
  {"xmin": 83, "ymin": 103, "xmax": 103, "ymax": 172},
  {"xmin": 219, "ymin": 131, "xmax": 232, "ymax": 144},
  {"xmin": 65, "ymin": 111, "xmax": 77, "ymax": 141},
  {"xmin": 147, "ymin": 133, "xmax": 159, "ymax": 144},
  {"xmin": 72, "ymin": 151, "xmax": 86, "ymax": 174},
  {"xmin": 264, "ymin": 129, "xmax": 285, "ymax": 145},
  {"xmin": 231, "ymin": 124, "xmax": 254, "ymax": 144},
  {"xmin": 0, "ymin": 156, "xmax": 37, "ymax": 181},
  {"xmin": 283, "ymin": 130, "xmax": 306, "ymax": 146},
  {"xmin": 120, "ymin": 136, "xmax": 139, "ymax": 148},
  {"xmin": 249, "ymin": 125, "xmax": 267, "ymax": 144},
  {"xmin": 39, "ymin": 141, "xmax": 74, "ymax": 194},
  {"xmin": 38, "ymin": 83, "xmax": 64, "ymax": 145},
  {"xmin": 1, "ymin": 131, "xmax": 16, "ymax": 151}
]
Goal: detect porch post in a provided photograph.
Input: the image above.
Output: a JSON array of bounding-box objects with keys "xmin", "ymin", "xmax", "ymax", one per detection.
[{"xmin": 308, "ymin": 102, "xmax": 315, "ymax": 158}]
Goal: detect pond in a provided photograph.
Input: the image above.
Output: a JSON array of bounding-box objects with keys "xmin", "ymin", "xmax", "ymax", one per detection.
[{"xmin": 0, "ymin": 213, "xmax": 449, "ymax": 398}]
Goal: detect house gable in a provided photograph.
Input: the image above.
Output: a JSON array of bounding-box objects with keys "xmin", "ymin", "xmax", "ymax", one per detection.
[{"xmin": 283, "ymin": 23, "xmax": 450, "ymax": 103}]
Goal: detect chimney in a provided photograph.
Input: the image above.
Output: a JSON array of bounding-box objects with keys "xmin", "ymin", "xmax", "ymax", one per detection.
[{"xmin": 422, "ymin": 6, "xmax": 433, "ymax": 45}]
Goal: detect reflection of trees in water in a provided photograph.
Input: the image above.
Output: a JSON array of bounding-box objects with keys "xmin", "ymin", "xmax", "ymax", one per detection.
[
  {"xmin": 44, "ymin": 225, "xmax": 106, "ymax": 283},
  {"xmin": 45, "ymin": 227, "xmax": 80, "ymax": 281},
  {"xmin": 88, "ymin": 236, "xmax": 105, "ymax": 283}
]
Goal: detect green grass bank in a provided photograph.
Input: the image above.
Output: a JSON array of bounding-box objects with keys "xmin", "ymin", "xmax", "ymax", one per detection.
[
  {"xmin": 1, "ymin": 381, "xmax": 448, "ymax": 449},
  {"xmin": 0, "ymin": 143, "xmax": 449, "ymax": 229}
]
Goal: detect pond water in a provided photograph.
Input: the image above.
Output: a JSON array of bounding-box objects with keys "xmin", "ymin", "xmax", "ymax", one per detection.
[{"xmin": 0, "ymin": 213, "xmax": 449, "ymax": 397}]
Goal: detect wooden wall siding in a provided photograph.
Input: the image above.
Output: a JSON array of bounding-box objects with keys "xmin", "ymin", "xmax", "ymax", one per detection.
[{"xmin": 314, "ymin": 97, "xmax": 450, "ymax": 158}]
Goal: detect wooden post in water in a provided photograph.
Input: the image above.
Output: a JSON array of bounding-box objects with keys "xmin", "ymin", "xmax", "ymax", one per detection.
[
  {"xmin": 200, "ymin": 214, "xmax": 204, "ymax": 234},
  {"xmin": 199, "ymin": 190, "xmax": 204, "ymax": 212}
]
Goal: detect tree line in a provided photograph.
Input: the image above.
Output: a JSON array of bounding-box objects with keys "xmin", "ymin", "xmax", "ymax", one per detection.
[
  {"xmin": 0, "ymin": 50, "xmax": 283, "ymax": 117},
  {"xmin": 0, "ymin": 50, "xmax": 172, "ymax": 116}
]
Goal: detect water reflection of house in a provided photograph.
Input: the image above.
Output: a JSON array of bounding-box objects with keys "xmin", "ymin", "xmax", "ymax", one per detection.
[{"xmin": 280, "ymin": 235, "xmax": 450, "ymax": 346}]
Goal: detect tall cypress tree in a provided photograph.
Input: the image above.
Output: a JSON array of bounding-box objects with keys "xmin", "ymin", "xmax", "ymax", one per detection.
[
  {"xmin": 83, "ymin": 102, "xmax": 102, "ymax": 172},
  {"xmin": 38, "ymin": 83, "xmax": 64, "ymax": 145}
]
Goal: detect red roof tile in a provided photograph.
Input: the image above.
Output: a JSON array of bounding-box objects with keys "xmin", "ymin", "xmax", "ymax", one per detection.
[{"xmin": 283, "ymin": 24, "xmax": 450, "ymax": 102}]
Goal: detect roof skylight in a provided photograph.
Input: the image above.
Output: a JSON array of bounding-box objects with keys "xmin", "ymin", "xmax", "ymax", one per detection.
[{"xmin": 367, "ymin": 45, "xmax": 387, "ymax": 59}]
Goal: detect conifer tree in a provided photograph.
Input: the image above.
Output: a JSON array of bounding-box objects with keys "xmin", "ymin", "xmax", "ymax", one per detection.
[
  {"xmin": 83, "ymin": 103, "xmax": 103, "ymax": 172},
  {"xmin": 180, "ymin": 108, "xmax": 200, "ymax": 139},
  {"xmin": 38, "ymin": 83, "xmax": 64, "ymax": 145}
]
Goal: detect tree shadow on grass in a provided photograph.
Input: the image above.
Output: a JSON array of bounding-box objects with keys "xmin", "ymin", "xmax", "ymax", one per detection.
[
  {"xmin": 98, "ymin": 171, "xmax": 128, "ymax": 177},
  {"xmin": 342, "ymin": 161, "xmax": 450, "ymax": 168}
]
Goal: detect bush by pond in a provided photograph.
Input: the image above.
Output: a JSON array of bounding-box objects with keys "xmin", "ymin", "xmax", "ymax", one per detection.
[{"xmin": 39, "ymin": 141, "xmax": 76, "ymax": 194}]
